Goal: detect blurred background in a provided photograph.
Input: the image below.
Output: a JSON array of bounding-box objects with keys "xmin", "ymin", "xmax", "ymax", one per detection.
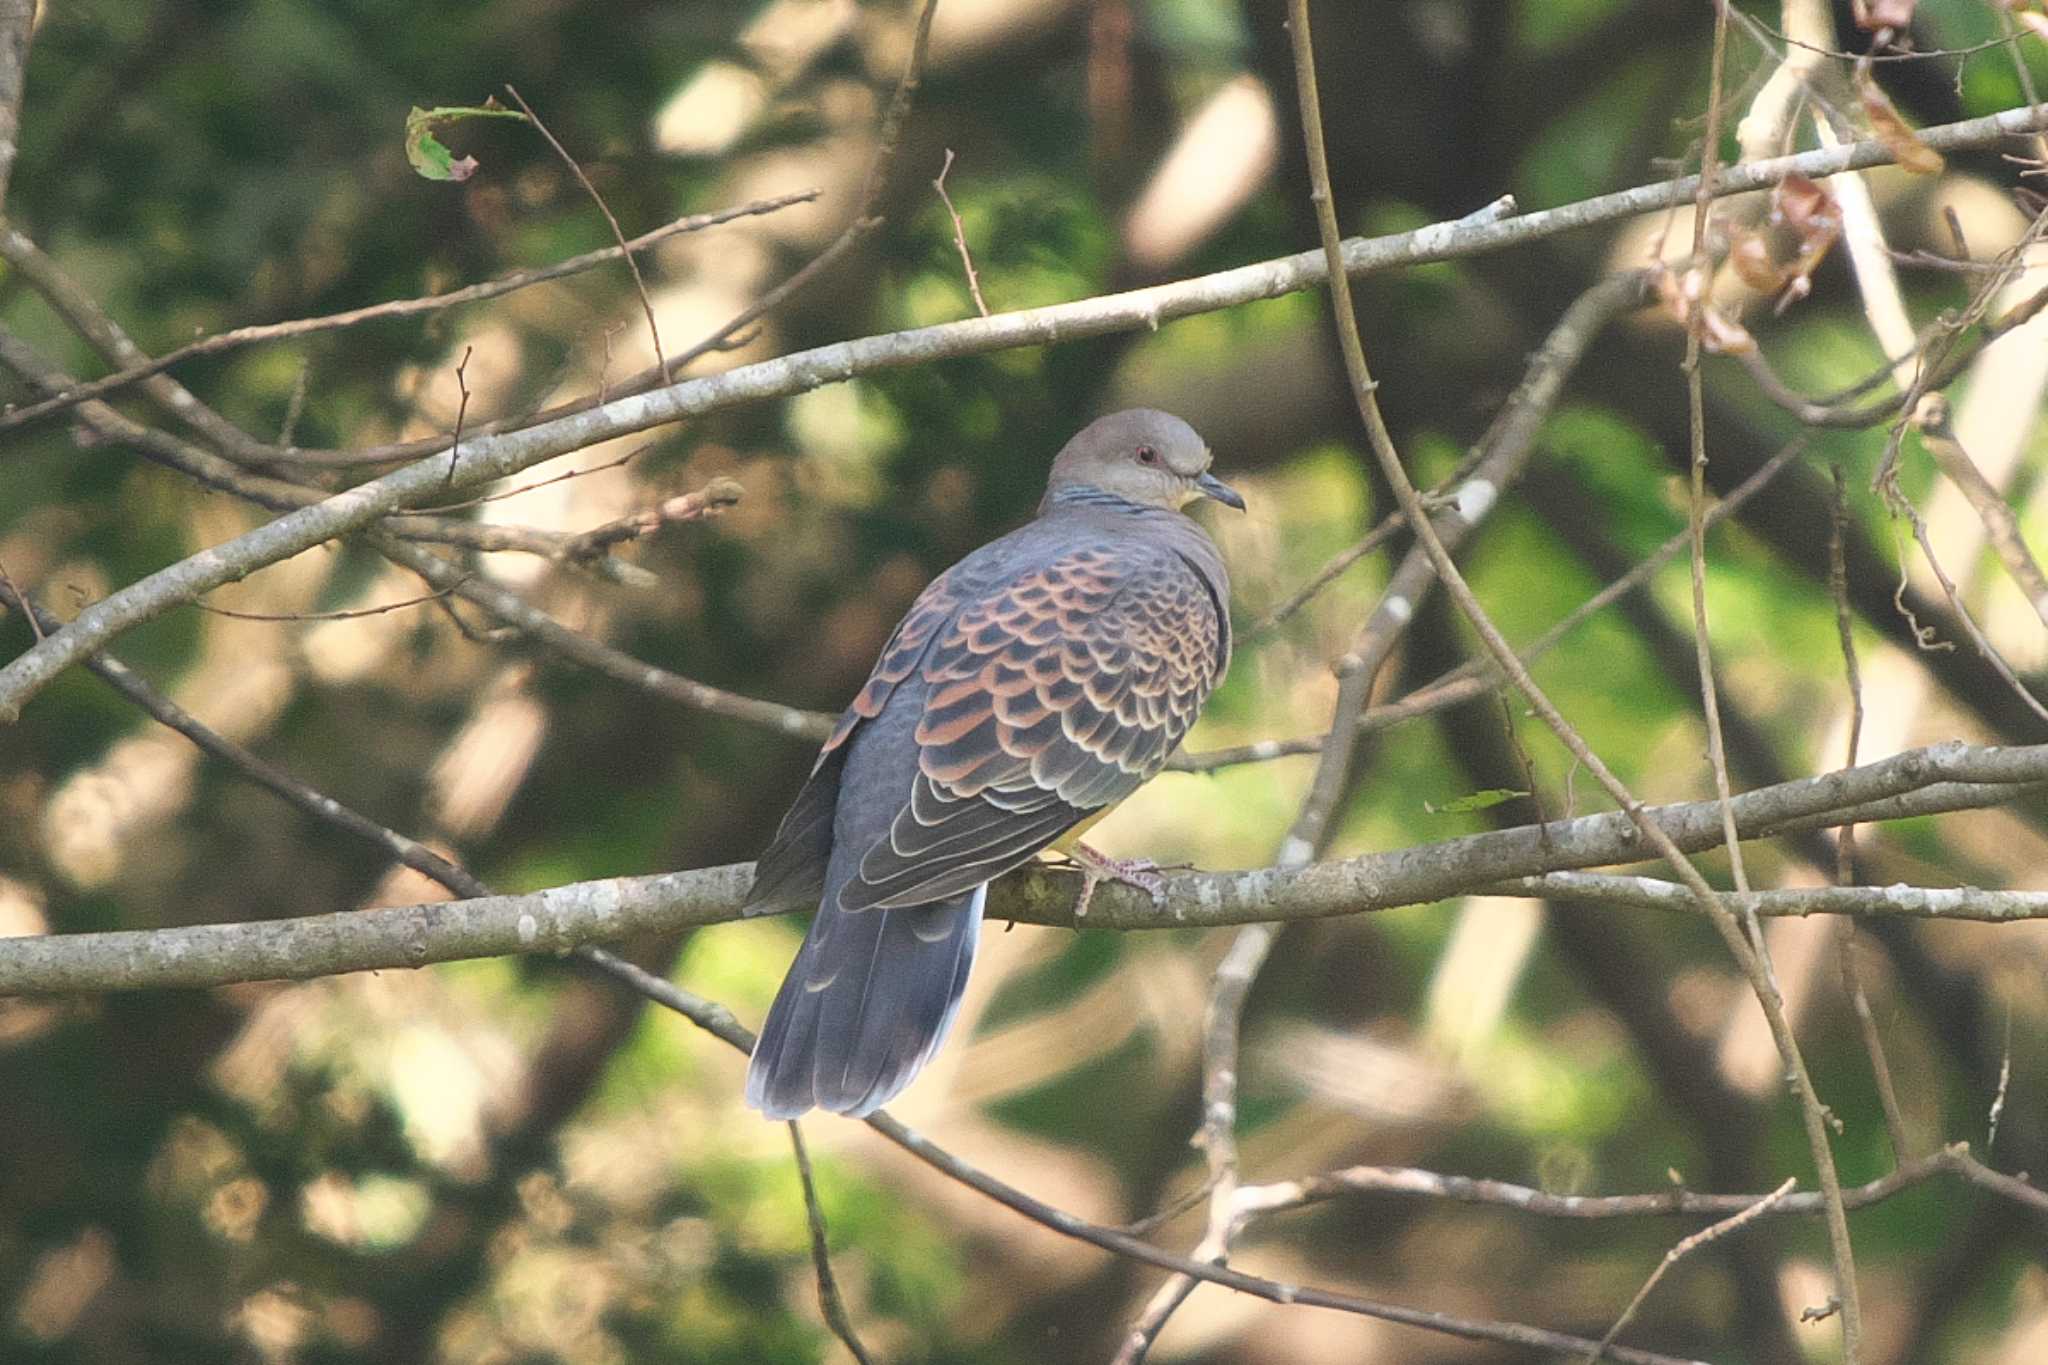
[{"xmin": 3, "ymin": 0, "xmax": 2048, "ymax": 1360}]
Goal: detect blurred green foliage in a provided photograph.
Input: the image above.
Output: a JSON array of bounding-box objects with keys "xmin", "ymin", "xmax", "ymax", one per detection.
[{"xmin": 4, "ymin": 1, "xmax": 2048, "ymax": 1362}]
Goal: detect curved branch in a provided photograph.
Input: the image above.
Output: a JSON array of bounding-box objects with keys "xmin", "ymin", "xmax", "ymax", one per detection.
[{"xmin": 6, "ymin": 101, "xmax": 2046, "ymax": 722}]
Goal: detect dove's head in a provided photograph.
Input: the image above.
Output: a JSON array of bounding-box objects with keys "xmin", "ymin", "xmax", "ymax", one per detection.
[{"xmin": 1045, "ymin": 408, "xmax": 1245, "ymax": 514}]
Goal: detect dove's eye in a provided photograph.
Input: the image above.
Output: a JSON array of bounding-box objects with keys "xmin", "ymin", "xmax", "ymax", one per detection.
[{"xmin": 1136, "ymin": 445, "xmax": 1159, "ymax": 465}]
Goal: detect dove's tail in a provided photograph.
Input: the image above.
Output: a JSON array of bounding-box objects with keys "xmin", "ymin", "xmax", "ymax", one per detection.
[{"xmin": 745, "ymin": 883, "xmax": 984, "ymax": 1119}]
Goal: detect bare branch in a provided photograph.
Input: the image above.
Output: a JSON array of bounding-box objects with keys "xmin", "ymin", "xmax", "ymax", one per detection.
[
  {"xmin": 7, "ymin": 102, "xmax": 2047, "ymax": 718},
  {"xmin": 1913, "ymin": 393, "xmax": 2048, "ymax": 629},
  {"xmin": 1495, "ymin": 872, "xmax": 2048, "ymax": 922},
  {"xmin": 555, "ymin": 476, "xmax": 744, "ymax": 562},
  {"xmin": 367, "ymin": 532, "xmax": 834, "ymax": 741},
  {"xmin": 787, "ymin": 1121, "xmax": 876, "ymax": 1365},
  {"xmin": 1226, "ymin": 1143, "xmax": 2033, "ymax": 1222},
  {"xmin": 1735, "ymin": 281, "xmax": 2048, "ymax": 427},
  {"xmin": 192, "ymin": 577, "xmax": 472, "ymax": 623},
  {"xmin": 0, "ymin": 572, "xmax": 1703, "ymax": 1365},
  {"xmin": 1827, "ymin": 465, "xmax": 1913, "ymax": 1162},
  {"xmin": 1584, "ymin": 1178, "xmax": 1799, "ymax": 1364},
  {"xmin": 1288, "ymin": 1, "xmax": 1864, "ymax": 1356},
  {"xmin": 502, "ymin": 84, "xmax": 666, "ymax": 380},
  {"xmin": 1897, "ymin": 492, "xmax": 2048, "ymax": 726},
  {"xmin": 932, "ymin": 148, "xmax": 991, "ymax": 317},
  {"xmin": 854, "ymin": 1102, "xmax": 1708, "ymax": 1365},
  {"xmin": 0, "ymin": 321, "xmax": 655, "ymax": 581}
]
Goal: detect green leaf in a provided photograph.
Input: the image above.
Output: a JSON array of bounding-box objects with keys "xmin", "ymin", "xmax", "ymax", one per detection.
[
  {"xmin": 1424, "ymin": 787, "xmax": 1529, "ymax": 815},
  {"xmin": 403, "ymin": 101, "xmax": 527, "ymax": 182}
]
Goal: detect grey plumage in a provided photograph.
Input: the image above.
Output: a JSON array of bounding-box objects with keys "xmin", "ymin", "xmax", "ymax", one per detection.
[{"xmin": 744, "ymin": 409, "xmax": 1239, "ymax": 1119}]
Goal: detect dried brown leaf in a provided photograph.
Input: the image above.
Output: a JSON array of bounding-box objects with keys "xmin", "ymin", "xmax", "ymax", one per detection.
[
  {"xmin": 1730, "ymin": 229, "xmax": 1785, "ymax": 292},
  {"xmin": 1772, "ymin": 174, "xmax": 1839, "ymax": 235},
  {"xmin": 1857, "ymin": 65, "xmax": 1945, "ymax": 175},
  {"xmin": 1853, "ymin": 0, "xmax": 1918, "ymax": 31},
  {"xmin": 1767, "ymin": 173, "xmax": 1841, "ymax": 314}
]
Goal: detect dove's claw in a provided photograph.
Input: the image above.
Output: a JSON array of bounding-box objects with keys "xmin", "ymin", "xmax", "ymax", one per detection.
[{"xmin": 1060, "ymin": 842, "xmax": 1170, "ymax": 919}]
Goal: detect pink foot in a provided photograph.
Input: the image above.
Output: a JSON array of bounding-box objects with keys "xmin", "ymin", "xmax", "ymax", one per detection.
[{"xmin": 1060, "ymin": 842, "xmax": 1178, "ymax": 918}]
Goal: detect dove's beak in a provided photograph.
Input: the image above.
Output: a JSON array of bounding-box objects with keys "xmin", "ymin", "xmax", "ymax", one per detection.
[{"xmin": 1196, "ymin": 471, "xmax": 1246, "ymax": 511}]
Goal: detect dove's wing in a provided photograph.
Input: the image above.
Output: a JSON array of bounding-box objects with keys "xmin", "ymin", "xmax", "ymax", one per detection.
[{"xmin": 837, "ymin": 540, "xmax": 1227, "ymax": 912}]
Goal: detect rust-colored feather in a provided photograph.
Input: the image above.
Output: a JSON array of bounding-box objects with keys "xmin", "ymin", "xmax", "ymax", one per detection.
[{"xmin": 839, "ymin": 541, "xmax": 1226, "ymax": 912}]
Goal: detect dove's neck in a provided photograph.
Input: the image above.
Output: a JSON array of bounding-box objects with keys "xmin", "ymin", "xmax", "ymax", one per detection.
[
  {"xmin": 1038, "ymin": 483, "xmax": 1230, "ymax": 609},
  {"xmin": 1038, "ymin": 484, "xmax": 1164, "ymax": 518}
]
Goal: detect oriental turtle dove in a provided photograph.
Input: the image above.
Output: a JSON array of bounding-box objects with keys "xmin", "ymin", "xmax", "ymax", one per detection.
[{"xmin": 744, "ymin": 409, "xmax": 1241, "ymax": 1118}]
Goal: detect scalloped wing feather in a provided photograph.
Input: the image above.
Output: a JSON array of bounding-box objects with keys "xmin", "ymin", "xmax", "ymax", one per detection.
[
  {"xmin": 840, "ymin": 541, "xmax": 1225, "ymax": 913},
  {"xmin": 743, "ymin": 569, "xmax": 960, "ymax": 913}
]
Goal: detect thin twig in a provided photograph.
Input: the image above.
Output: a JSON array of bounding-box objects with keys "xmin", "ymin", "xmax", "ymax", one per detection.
[
  {"xmin": 1899, "ymin": 495, "xmax": 2048, "ymax": 726},
  {"xmin": 0, "ymin": 191, "xmax": 818, "ymax": 440},
  {"xmin": 1829, "ymin": 465, "xmax": 1912, "ymax": 1163},
  {"xmin": 502, "ymin": 84, "xmax": 666, "ymax": 381},
  {"xmin": 1748, "ymin": 13, "xmax": 2021, "ymax": 64},
  {"xmin": 1912, "ymin": 393, "xmax": 2048, "ymax": 630},
  {"xmin": 0, "ymin": 558, "xmax": 42, "ymax": 641},
  {"xmin": 404, "ymin": 442, "xmax": 647, "ymax": 515},
  {"xmin": 444, "ymin": 345, "xmax": 474, "ymax": 487},
  {"xmin": 555, "ymin": 476, "xmax": 744, "ymax": 562},
  {"xmin": 1992, "ymin": 1, "xmax": 2048, "ymax": 169},
  {"xmin": 1243, "ymin": 509, "xmax": 1410, "ymax": 640},
  {"xmin": 1683, "ymin": 0, "xmax": 1760, "ymax": 918},
  {"xmin": 1492, "ymin": 873, "xmax": 2048, "ymax": 923},
  {"xmin": 1226, "ymin": 1143, "xmax": 2026, "ymax": 1223},
  {"xmin": 0, "ymin": 225, "xmax": 279, "ymax": 465},
  {"xmin": 1285, "ymin": 4, "xmax": 1865, "ymax": 1361},
  {"xmin": 1872, "ymin": 212, "xmax": 2048, "ymax": 496},
  {"xmin": 1736, "ymin": 281, "xmax": 2048, "ymax": 428},
  {"xmin": 787, "ymin": 1121, "xmax": 877, "ymax": 1365},
  {"xmin": 0, "ymin": 319, "xmax": 653, "ymax": 581},
  {"xmin": 192, "ymin": 576, "xmax": 471, "ymax": 623},
  {"xmin": 932, "ymin": 148, "xmax": 990, "ymax": 317},
  {"xmin": 1182, "ymin": 440, "xmax": 1808, "ymax": 771},
  {"xmin": 1583, "ymin": 1179, "xmax": 1799, "ymax": 1364},
  {"xmin": 369, "ymin": 531, "xmax": 833, "ymax": 740}
]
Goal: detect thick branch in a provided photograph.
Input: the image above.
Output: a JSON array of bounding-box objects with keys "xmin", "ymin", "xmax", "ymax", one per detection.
[{"xmin": 3, "ymin": 740, "xmax": 2044, "ymax": 995}]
